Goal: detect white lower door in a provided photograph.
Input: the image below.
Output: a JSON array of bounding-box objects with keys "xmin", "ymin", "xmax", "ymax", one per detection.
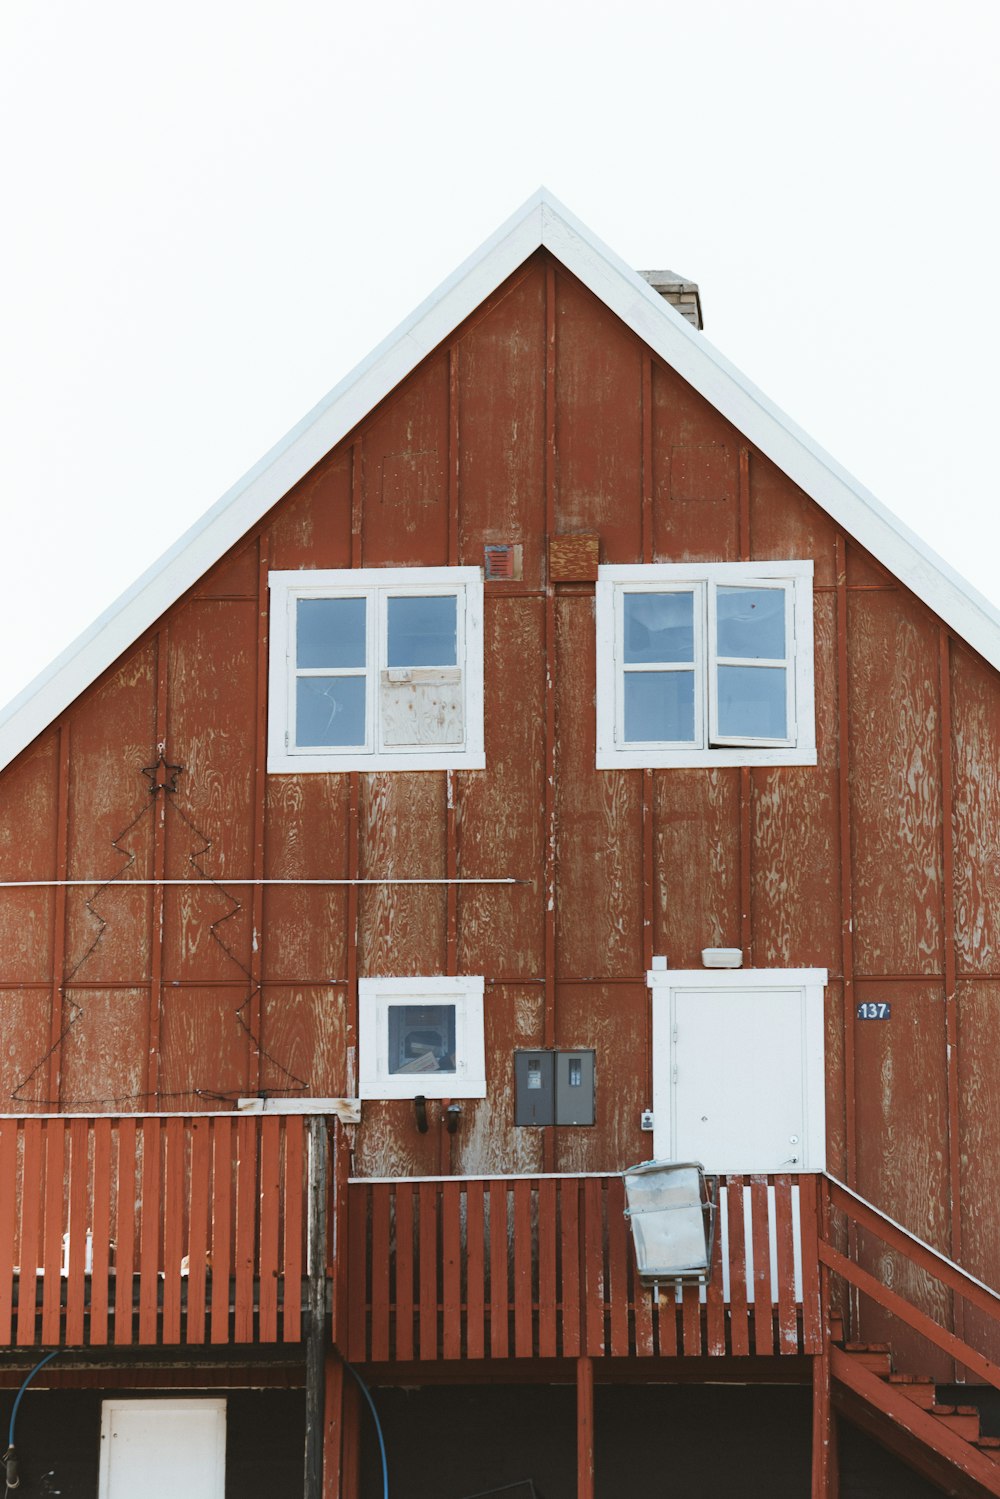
[{"xmin": 99, "ymin": 1399, "xmax": 226, "ymax": 1499}]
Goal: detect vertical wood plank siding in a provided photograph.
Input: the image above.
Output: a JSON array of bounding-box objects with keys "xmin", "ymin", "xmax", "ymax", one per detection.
[
  {"xmin": 344, "ymin": 1173, "xmax": 821, "ymax": 1362},
  {"xmin": 0, "ymin": 1115, "xmax": 307, "ymax": 1346}
]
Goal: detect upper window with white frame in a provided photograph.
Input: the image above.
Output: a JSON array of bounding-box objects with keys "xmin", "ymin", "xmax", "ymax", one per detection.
[
  {"xmin": 268, "ymin": 567, "xmax": 484, "ymax": 773},
  {"xmin": 596, "ymin": 561, "xmax": 815, "ymax": 768}
]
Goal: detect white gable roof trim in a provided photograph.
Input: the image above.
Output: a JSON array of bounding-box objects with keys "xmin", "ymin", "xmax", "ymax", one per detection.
[{"xmin": 3, "ymin": 188, "xmax": 1000, "ymax": 772}]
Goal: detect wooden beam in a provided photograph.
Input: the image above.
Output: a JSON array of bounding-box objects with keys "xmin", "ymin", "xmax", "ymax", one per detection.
[
  {"xmin": 811, "ymin": 1348, "xmax": 838, "ymax": 1497},
  {"xmin": 577, "ymin": 1353, "xmax": 595, "ymax": 1499}
]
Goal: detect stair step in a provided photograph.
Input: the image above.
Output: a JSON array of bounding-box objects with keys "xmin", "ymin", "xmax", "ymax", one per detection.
[
  {"xmin": 929, "ymin": 1406, "xmax": 982, "ymax": 1440},
  {"xmin": 974, "ymin": 1437, "xmax": 1000, "ymax": 1461},
  {"xmin": 844, "ymin": 1343, "xmax": 891, "ymax": 1354},
  {"xmin": 887, "ymin": 1375, "xmax": 937, "ymax": 1409},
  {"xmin": 846, "ymin": 1350, "xmax": 893, "ymax": 1376}
]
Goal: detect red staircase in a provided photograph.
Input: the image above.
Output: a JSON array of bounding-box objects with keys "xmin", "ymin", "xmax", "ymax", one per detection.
[
  {"xmin": 832, "ymin": 1341, "xmax": 1000, "ymax": 1497},
  {"xmin": 816, "ymin": 1177, "xmax": 1000, "ymax": 1497}
]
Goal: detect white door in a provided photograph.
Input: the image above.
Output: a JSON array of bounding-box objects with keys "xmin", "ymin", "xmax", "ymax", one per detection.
[
  {"xmin": 99, "ymin": 1400, "xmax": 226, "ymax": 1499},
  {"xmin": 650, "ymin": 970, "xmax": 826, "ymax": 1172}
]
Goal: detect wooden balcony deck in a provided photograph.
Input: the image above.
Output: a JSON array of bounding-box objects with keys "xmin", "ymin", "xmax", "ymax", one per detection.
[
  {"xmin": 0, "ymin": 1114, "xmax": 311, "ymax": 1347},
  {"xmin": 344, "ymin": 1172, "xmax": 823, "ymax": 1363}
]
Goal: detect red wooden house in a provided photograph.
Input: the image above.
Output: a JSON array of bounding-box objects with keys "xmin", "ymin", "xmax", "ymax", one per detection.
[{"xmin": 2, "ymin": 191, "xmax": 1000, "ymax": 1497}]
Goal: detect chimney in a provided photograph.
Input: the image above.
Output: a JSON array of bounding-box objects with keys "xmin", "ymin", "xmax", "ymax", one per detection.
[{"xmin": 639, "ymin": 270, "xmax": 703, "ymax": 330}]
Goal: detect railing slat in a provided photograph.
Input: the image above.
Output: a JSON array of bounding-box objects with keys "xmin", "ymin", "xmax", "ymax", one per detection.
[
  {"xmin": 394, "ymin": 1183, "xmax": 414, "ymax": 1362},
  {"xmin": 774, "ymin": 1175, "xmax": 798, "ymax": 1354},
  {"xmin": 346, "ymin": 1182, "xmax": 368, "ymax": 1361},
  {"xmin": 706, "ymin": 1189, "xmax": 727, "ymax": 1357},
  {"xmin": 90, "ymin": 1118, "xmax": 112, "ymax": 1346},
  {"xmin": 513, "ymin": 1180, "xmax": 533, "ymax": 1358},
  {"xmin": 138, "ymin": 1118, "xmax": 161, "ymax": 1344},
  {"xmin": 258, "ymin": 1117, "xmax": 281, "ymax": 1342},
  {"xmin": 489, "ymin": 1180, "xmax": 509, "ymax": 1358},
  {"xmin": 162, "ymin": 1117, "xmax": 185, "ymax": 1343},
  {"xmin": 727, "ymin": 1176, "xmax": 750, "ymax": 1356},
  {"xmin": 186, "ymin": 1117, "xmax": 210, "ymax": 1343},
  {"xmin": 282, "ymin": 1114, "xmax": 304, "ymax": 1342},
  {"xmin": 419, "ymin": 1181, "xmax": 438, "ymax": 1360},
  {"xmin": 537, "ymin": 1177, "xmax": 558, "ymax": 1358},
  {"xmin": 559, "ymin": 1179, "xmax": 580, "ymax": 1358},
  {"xmin": 0, "ymin": 1121, "xmax": 17, "ymax": 1344},
  {"xmin": 41, "ymin": 1119, "xmax": 65, "ymax": 1344},
  {"xmin": 657, "ymin": 1284, "xmax": 677, "ymax": 1357},
  {"xmin": 114, "ymin": 1118, "xmax": 136, "ymax": 1346},
  {"xmin": 799, "ymin": 1174, "xmax": 822, "ymax": 1354},
  {"xmin": 465, "ymin": 1179, "xmax": 485, "ymax": 1360},
  {"xmin": 632, "ymin": 1227, "xmax": 654, "ymax": 1358},
  {"xmin": 370, "ymin": 1181, "xmax": 391, "ymax": 1361},
  {"xmin": 443, "ymin": 1179, "xmax": 463, "ymax": 1360},
  {"xmin": 65, "ymin": 1117, "xmax": 89, "ymax": 1344},
  {"xmin": 682, "ymin": 1284, "xmax": 702, "ymax": 1357},
  {"xmin": 606, "ymin": 1177, "xmax": 630, "ymax": 1358},
  {"xmin": 751, "ymin": 1175, "xmax": 773, "ymax": 1356},
  {"xmin": 583, "ymin": 1177, "xmax": 604, "ymax": 1357},
  {"xmin": 210, "ymin": 1117, "xmax": 232, "ymax": 1345},
  {"xmin": 234, "ymin": 1117, "xmax": 256, "ymax": 1342}
]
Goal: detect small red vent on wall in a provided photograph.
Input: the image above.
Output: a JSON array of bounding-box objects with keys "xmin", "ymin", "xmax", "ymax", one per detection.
[{"xmin": 484, "ymin": 544, "xmax": 515, "ymax": 580}]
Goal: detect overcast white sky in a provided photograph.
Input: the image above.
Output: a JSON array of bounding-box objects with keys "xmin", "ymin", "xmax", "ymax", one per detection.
[{"xmin": 2, "ymin": 1, "xmax": 998, "ymax": 712}]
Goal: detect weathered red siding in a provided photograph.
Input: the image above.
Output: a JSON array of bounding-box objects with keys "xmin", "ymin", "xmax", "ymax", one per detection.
[{"xmin": 2, "ymin": 250, "xmax": 998, "ymax": 1330}]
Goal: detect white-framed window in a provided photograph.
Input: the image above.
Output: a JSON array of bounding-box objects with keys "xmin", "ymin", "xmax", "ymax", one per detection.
[
  {"xmin": 595, "ymin": 561, "xmax": 815, "ymax": 768},
  {"xmin": 358, "ymin": 975, "xmax": 486, "ymax": 1100},
  {"xmin": 648, "ymin": 967, "xmax": 827, "ymax": 1173},
  {"xmin": 268, "ymin": 567, "xmax": 485, "ymax": 772}
]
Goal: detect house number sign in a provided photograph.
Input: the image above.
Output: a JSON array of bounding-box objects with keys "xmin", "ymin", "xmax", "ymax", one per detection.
[{"xmin": 856, "ymin": 1002, "xmax": 891, "ymax": 1020}]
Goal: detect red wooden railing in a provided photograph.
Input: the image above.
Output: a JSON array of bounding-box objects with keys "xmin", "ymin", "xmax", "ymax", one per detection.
[
  {"xmin": 344, "ymin": 1171, "xmax": 823, "ymax": 1362},
  {"xmin": 0, "ymin": 1114, "xmax": 311, "ymax": 1347},
  {"xmin": 819, "ymin": 1174, "xmax": 1000, "ymax": 1389}
]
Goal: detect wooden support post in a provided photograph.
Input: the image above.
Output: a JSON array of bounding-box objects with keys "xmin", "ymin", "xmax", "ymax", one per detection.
[
  {"xmin": 341, "ymin": 1377, "xmax": 362, "ymax": 1499},
  {"xmin": 305, "ymin": 1116, "xmax": 329, "ymax": 1499},
  {"xmin": 811, "ymin": 1350, "xmax": 838, "ymax": 1496},
  {"xmin": 322, "ymin": 1351, "xmax": 345, "ymax": 1499},
  {"xmin": 577, "ymin": 1353, "xmax": 595, "ymax": 1499}
]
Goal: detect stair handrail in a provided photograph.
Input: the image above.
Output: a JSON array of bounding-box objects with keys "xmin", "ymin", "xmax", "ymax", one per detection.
[
  {"xmin": 819, "ymin": 1172, "xmax": 1000, "ymax": 1392},
  {"xmin": 824, "ymin": 1173, "xmax": 1000, "ymax": 1308}
]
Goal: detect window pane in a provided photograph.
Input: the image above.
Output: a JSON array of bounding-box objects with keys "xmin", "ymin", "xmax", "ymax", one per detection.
[
  {"xmin": 716, "ymin": 587, "xmax": 785, "ymax": 660},
  {"xmin": 387, "ymin": 1004, "xmax": 457, "ymax": 1074},
  {"xmin": 387, "ymin": 595, "xmax": 457, "ymax": 667},
  {"xmin": 624, "ymin": 671, "xmax": 695, "ymax": 742},
  {"xmin": 296, "ymin": 677, "xmax": 366, "ymax": 746},
  {"xmin": 624, "ymin": 592, "xmax": 694, "ymax": 664},
  {"xmin": 717, "ymin": 665, "xmax": 787, "ymax": 739},
  {"xmin": 297, "ymin": 597, "xmax": 366, "ymax": 668}
]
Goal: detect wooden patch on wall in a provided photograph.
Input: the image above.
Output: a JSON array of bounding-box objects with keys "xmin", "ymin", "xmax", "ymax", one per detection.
[{"xmin": 549, "ymin": 533, "xmax": 599, "ymax": 582}]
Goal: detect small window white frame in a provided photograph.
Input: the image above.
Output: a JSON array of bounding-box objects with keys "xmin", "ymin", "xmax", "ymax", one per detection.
[
  {"xmin": 596, "ymin": 560, "xmax": 815, "ymax": 768},
  {"xmin": 358, "ymin": 975, "xmax": 486, "ymax": 1100},
  {"xmin": 268, "ymin": 567, "xmax": 485, "ymax": 772}
]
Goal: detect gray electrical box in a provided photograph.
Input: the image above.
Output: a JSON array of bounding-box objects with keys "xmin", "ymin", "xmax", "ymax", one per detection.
[
  {"xmin": 515, "ymin": 1049, "xmax": 595, "ymax": 1126},
  {"xmin": 514, "ymin": 1050, "xmax": 555, "ymax": 1126},
  {"xmin": 555, "ymin": 1049, "xmax": 595, "ymax": 1125}
]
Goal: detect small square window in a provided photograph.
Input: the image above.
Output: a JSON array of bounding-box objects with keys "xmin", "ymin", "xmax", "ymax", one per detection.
[
  {"xmin": 596, "ymin": 561, "xmax": 815, "ymax": 768},
  {"xmin": 358, "ymin": 976, "xmax": 486, "ymax": 1100},
  {"xmin": 268, "ymin": 567, "xmax": 484, "ymax": 772}
]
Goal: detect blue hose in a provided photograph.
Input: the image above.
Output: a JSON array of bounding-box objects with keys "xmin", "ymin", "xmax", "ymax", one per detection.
[
  {"xmin": 343, "ymin": 1360, "xmax": 389, "ymax": 1499},
  {"xmin": 8, "ymin": 1350, "xmax": 61, "ymax": 1450}
]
